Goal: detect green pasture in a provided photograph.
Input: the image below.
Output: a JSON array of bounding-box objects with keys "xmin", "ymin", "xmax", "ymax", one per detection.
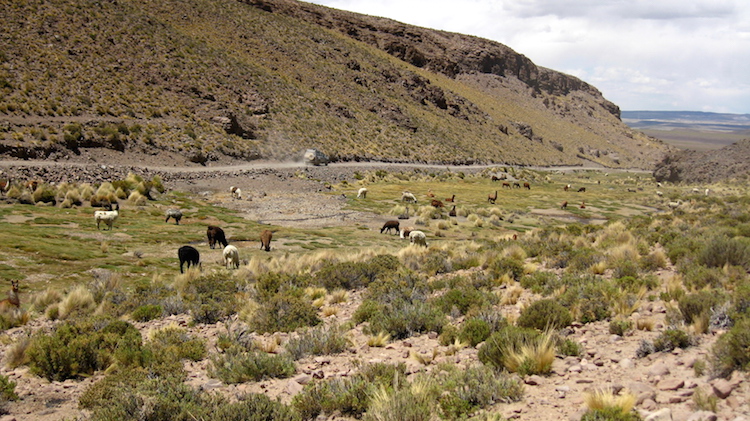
[{"xmin": 0, "ymin": 167, "xmax": 725, "ymax": 295}]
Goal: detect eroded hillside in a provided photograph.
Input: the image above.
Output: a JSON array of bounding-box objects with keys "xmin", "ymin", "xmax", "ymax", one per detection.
[{"xmin": 0, "ymin": 0, "xmax": 666, "ymax": 167}]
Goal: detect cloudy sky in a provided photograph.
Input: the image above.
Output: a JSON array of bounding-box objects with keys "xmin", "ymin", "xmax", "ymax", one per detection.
[{"xmin": 307, "ymin": 0, "xmax": 750, "ymax": 114}]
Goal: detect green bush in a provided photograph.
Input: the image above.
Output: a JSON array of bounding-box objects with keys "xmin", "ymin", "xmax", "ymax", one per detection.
[
  {"xmin": 458, "ymin": 318, "xmax": 491, "ymax": 347},
  {"xmin": 653, "ymin": 329, "xmax": 692, "ymax": 353},
  {"xmin": 27, "ymin": 319, "xmax": 142, "ymax": 381},
  {"xmin": 557, "ymin": 338, "xmax": 582, "ymax": 356},
  {"xmin": 680, "ymin": 264, "xmax": 724, "ymax": 290},
  {"xmin": 520, "ymin": 271, "xmax": 561, "ymax": 295},
  {"xmin": 711, "ymin": 317, "xmax": 750, "ymax": 378},
  {"xmin": 80, "ymin": 367, "xmax": 229, "ymax": 421},
  {"xmin": 477, "ymin": 326, "xmax": 540, "ymax": 370},
  {"xmin": 147, "ymin": 326, "xmax": 206, "ymax": 362},
  {"xmin": 0, "ymin": 374, "xmax": 18, "ymax": 402},
  {"xmin": 732, "ymin": 281, "xmax": 750, "ymax": 319},
  {"xmin": 209, "ymin": 348, "xmax": 295, "ymax": 384},
  {"xmin": 699, "ymin": 235, "xmax": 750, "ymax": 270},
  {"xmin": 609, "ymin": 319, "xmax": 633, "ymax": 336},
  {"xmin": 487, "ymin": 257, "xmax": 525, "ymax": 281},
  {"xmin": 361, "ymin": 299, "xmax": 445, "ymax": 339},
  {"xmin": 285, "ymin": 324, "xmax": 349, "ymax": 360},
  {"xmin": 181, "ymin": 272, "xmax": 240, "ymax": 324},
  {"xmin": 437, "ymin": 365, "xmax": 523, "ymax": 419},
  {"xmin": 247, "ymin": 292, "xmax": 321, "ymax": 333},
  {"xmin": 213, "ymin": 394, "xmax": 301, "ymax": 421},
  {"xmin": 517, "ymin": 299, "xmax": 572, "ymax": 330},
  {"xmin": 433, "ymin": 287, "xmax": 490, "ymax": 316},
  {"xmin": 131, "ymin": 304, "xmax": 163, "ymax": 322},
  {"xmin": 679, "ymin": 290, "xmax": 726, "ymax": 325},
  {"xmin": 292, "ymin": 363, "xmax": 405, "ymax": 419},
  {"xmin": 580, "ymin": 407, "xmax": 643, "ymax": 421},
  {"xmin": 314, "ymin": 254, "xmax": 401, "ymax": 291},
  {"xmin": 559, "ymin": 277, "xmax": 614, "ymax": 324}
]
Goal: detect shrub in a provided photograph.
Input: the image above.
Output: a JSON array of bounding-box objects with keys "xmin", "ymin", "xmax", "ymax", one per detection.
[
  {"xmin": 180, "ymin": 272, "xmax": 240, "ymax": 324},
  {"xmin": 487, "ymin": 257, "xmax": 525, "ymax": 281},
  {"xmin": 679, "ymin": 290, "xmax": 726, "ymax": 325},
  {"xmin": 517, "ymin": 299, "xmax": 572, "ymax": 330},
  {"xmin": 581, "ymin": 389, "xmax": 641, "ymax": 421},
  {"xmin": 0, "ymin": 374, "xmax": 18, "ymax": 402},
  {"xmin": 147, "ymin": 325, "xmax": 206, "ymax": 362},
  {"xmin": 292, "ymin": 363, "xmax": 405, "ymax": 419},
  {"xmin": 314, "ymin": 255, "xmax": 401, "ymax": 291},
  {"xmin": 247, "ymin": 293, "xmax": 320, "ymax": 333},
  {"xmin": 711, "ymin": 317, "xmax": 750, "ymax": 378},
  {"xmin": 653, "ymin": 329, "xmax": 692, "ymax": 353},
  {"xmin": 209, "ymin": 348, "xmax": 295, "ymax": 384},
  {"xmin": 285, "ymin": 324, "xmax": 349, "ymax": 360},
  {"xmin": 557, "ymin": 338, "xmax": 582, "ymax": 356},
  {"xmin": 433, "ymin": 287, "xmax": 490, "ymax": 316},
  {"xmin": 699, "ymin": 235, "xmax": 750, "ymax": 270},
  {"xmin": 131, "ymin": 304, "xmax": 163, "ymax": 322},
  {"xmin": 559, "ymin": 277, "xmax": 614, "ymax": 324},
  {"xmin": 609, "ymin": 319, "xmax": 633, "ymax": 336},
  {"xmin": 436, "ymin": 365, "xmax": 523, "ymax": 419},
  {"xmin": 364, "ymin": 379, "xmax": 434, "ymax": 421},
  {"xmin": 458, "ymin": 318, "xmax": 491, "ymax": 347},
  {"xmin": 520, "ymin": 271, "xmax": 560, "ymax": 295},
  {"xmin": 479, "ymin": 326, "xmax": 555, "ymax": 375},
  {"xmin": 438, "ymin": 324, "xmax": 459, "ymax": 346},
  {"xmin": 213, "ymin": 393, "xmax": 301, "ymax": 421},
  {"xmin": 26, "ymin": 318, "xmax": 142, "ymax": 381}
]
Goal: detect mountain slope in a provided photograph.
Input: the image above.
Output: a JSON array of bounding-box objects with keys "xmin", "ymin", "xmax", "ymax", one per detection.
[
  {"xmin": 0, "ymin": 0, "xmax": 666, "ymax": 167},
  {"xmin": 653, "ymin": 139, "xmax": 750, "ymax": 183}
]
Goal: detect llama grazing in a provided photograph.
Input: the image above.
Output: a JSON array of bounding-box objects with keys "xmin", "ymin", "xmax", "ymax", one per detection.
[
  {"xmin": 656, "ymin": 191, "xmax": 664, "ymax": 197},
  {"xmin": 223, "ymin": 245, "xmax": 240, "ymax": 269},
  {"xmin": 0, "ymin": 280, "xmax": 20, "ymax": 311},
  {"xmin": 488, "ymin": 190, "xmax": 498, "ymax": 204},
  {"xmin": 513, "ymin": 182, "xmax": 521, "ymax": 188},
  {"xmin": 380, "ymin": 220, "xmax": 400, "ymax": 235},
  {"xmin": 580, "ymin": 201, "xmax": 586, "ymax": 209},
  {"xmin": 409, "ymin": 230, "xmax": 427, "ymax": 247},
  {"xmin": 178, "ymin": 245, "xmax": 200, "ymax": 273},
  {"xmin": 449, "ymin": 205, "xmax": 456, "ymax": 217},
  {"xmin": 523, "ymin": 182, "xmax": 530, "ymax": 190},
  {"xmin": 502, "ymin": 182, "xmax": 511, "ymax": 189},
  {"xmin": 667, "ymin": 200, "xmax": 683, "ymax": 210},
  {"xmin": 431, "ymin": 199, "xmax": 444, "ymax": 208},
  {"xmin": 165, "ymin": 208, "xmax": 183, "ymax": 225},
  {"xmin": 260, "ymin": 229, "xmax": 273, "ymax": 252},
  {"xmin": 357, "ymin": 187, "xmax": 368, "ymax": 198},
  {"xmin": 207, "ymin": 226, "xmax": 229, "ymax": 249},
  {"xmin": 400, "ymin": 226, "xmax": 415, "ymax": 239},
  {"xmin": 491, "ymin": 175, "xmax": 501, "ymax": 182},
  {"xmin": 231, "ymin": 187, "xmax": 242, "ymax": 200},
  {"xmin": 577, "ymin": 187, "xmax": 586, "ymax": 193},
  {"xmin": 401, "ymin": 191, "xmax": 417, "ymax": 203},
  {"xmin": 563, "ymin": 184, "xmax": 571, "ymax": 191},
  {"xmin": 94, "ymin": 203, "xmax": 119, "ymax": 230},
  {"xmin": 561, "ymin": 201, "xmax": 568, "ymax": 210}
]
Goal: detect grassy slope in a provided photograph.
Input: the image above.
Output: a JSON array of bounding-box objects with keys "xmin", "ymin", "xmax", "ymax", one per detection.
[{"xmin": 0, "ymin": 0, "xmax": 666, "ymax": 167}]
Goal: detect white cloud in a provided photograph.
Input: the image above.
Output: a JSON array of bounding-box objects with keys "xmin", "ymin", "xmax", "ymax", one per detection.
[{"xmin": 306, "ymin": 0, "xmax": 750, "ymax": 113}]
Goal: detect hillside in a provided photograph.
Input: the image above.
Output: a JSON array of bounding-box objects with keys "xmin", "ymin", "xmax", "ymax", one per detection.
[
  {"xmin": 0, "ymin": 0, "xmax": 666, "ymax": 167},
  {"xmin": 653, "ymin": 138, "xmax": 750, "ymax": 183}
]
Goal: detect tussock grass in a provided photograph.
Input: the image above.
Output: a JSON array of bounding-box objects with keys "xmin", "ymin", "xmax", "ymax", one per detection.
[{"xmin": 583, "ymin": 389, "xmax": 637, "ymax": 415}]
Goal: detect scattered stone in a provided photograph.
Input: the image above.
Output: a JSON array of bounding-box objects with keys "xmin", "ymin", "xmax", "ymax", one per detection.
[
  {"xmin": 644, "ymin": 407, "xmax": 672, "ymax": 421},
  {"xmin": 658, "ymin": 379, "xmax": 685, "ymax": 391},
  {"xmin": 619, "ymin": 358, "xmax": 634, "ymax": 369},
  {"xmin": 284, "ymin": 379, "xmax": 304, "ymax": 395},
  {"xmin": 711, "ymin": 378, "xmax": 734, "ymax": 399},
  {"xmin": 686, "ymin": 411, "xmax": 717, "ymax": 421},
  {"xmin": 648, "ymin": 363, "xmax": 671, "ymax": 377},
  {"xmin": 525, "ymin": 375, "xmax": 544, "ymax": 386}
]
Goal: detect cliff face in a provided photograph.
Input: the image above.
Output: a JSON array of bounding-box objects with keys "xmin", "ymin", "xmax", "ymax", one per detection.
[
  {"xmin": 242, "ymin": 0, "xmax": 620, "ymax": 116},
  {"xmin": 0, "ymin": 0, "xmax": 664, "ymax": 167}
]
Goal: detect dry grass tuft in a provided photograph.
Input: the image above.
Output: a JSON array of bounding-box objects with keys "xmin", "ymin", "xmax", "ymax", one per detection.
[
  {"xmin": 583, "ymin": 389, "xmax": 637, "ymax": 415},
  {"xmin": 367, "ymin": 331, "xmax": 391, "ymax": 347},
  {"xmin": 58, "ymin": 285, "xmax": 96, "ymax": 319}
]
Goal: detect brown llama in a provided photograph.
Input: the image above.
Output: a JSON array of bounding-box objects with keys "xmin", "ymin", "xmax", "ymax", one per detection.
[
  {"xmin": 488, "ymin": 191, "xmax": 498, "ymax": 204},
  {"xmin": 260, "ymin": 229, "xmax": 273, "ymax": 252},
  {"xmin": 561, "ymin": 201, "xmax": 568, "ymax": 209},
  {"xmin": 445, "ymin": 194, "xmax": 455, "ymax": 202},
  {"xmin": 431, "ymin": 199, "xmax": 444, "ymax": 208},
  {"xmin": 523, "ymin": 182, "xmax": 531, "ymax": 190},
  {"xmin": 0, "ymin": 280, "xmax": 19, "ymax": 311}
]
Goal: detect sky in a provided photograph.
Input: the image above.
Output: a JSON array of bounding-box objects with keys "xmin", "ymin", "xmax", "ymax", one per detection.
[{"xmin": 306, "ymin": 0, "xmax": 750, "ymax": 114}]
